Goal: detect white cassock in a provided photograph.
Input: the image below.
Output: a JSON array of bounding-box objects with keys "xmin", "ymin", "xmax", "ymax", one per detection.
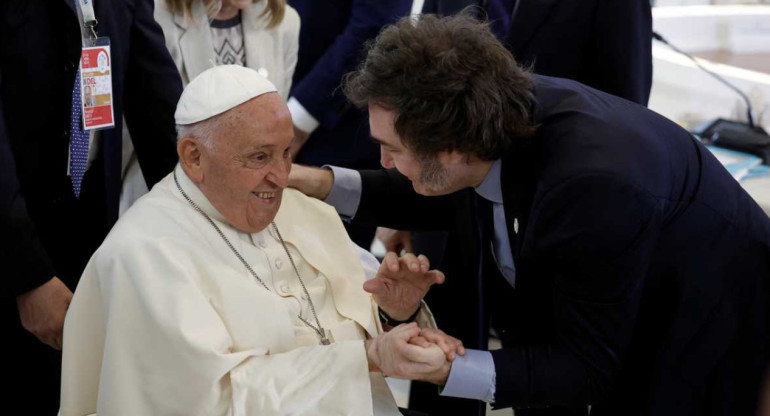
[{"xmin": 61, "ymin": 164, "xmax": 434, "ymax": 416}]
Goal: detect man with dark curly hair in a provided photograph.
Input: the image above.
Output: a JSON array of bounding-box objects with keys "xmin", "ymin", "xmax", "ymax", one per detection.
[{"xmin": 290, "ymin": 13, "xmax": 770, "ymax": 416}]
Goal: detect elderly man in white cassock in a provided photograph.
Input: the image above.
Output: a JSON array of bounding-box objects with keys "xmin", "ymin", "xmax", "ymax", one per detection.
[{"xmin": 60, "ymin": 65, "xmax": 463, "ymax": 416}]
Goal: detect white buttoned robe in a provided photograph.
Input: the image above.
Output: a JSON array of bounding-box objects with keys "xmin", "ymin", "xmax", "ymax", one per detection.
[{"xmin": 61, "ymin": 165, "xmax": 433, "ymax": 416}]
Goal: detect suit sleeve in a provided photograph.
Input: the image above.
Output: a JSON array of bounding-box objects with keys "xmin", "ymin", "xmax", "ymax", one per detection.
[
  {"xmin": 589, "ymin": 0, "xmax": 652, "ymax": 106},
  {"xmin": 490, "ymin": 174, "xmax": 660, "ymax": 408},
  {"xmin": 123, "ymin": 0, "xmax": 183, "ymax": 187},
  {"xmin": 353, "ymin": 168, "xmax": 455, "ymax": 231},
  {"xmin": 0, "ymin": 71, "xmax": 56, "ymax": 297},
  {"xmin": 290, "ymin": 0, "xmax": 407, "ymax": 130}
]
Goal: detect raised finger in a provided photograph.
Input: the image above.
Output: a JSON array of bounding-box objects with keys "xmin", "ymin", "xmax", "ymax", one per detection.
[
  {"xmin": 383, "ymin": 252, "xmax": 400, "ymax": 272},
  {"xmin": 417, "ymin": 254, "xmax": 430, "ymax": 273},
  {"xmin": 400, "ymin": 253, "xmax": 420, "ymax": 272},
  {"xmin": 426, "ymin": 269, "xmax": 446, "ymax": 285}
]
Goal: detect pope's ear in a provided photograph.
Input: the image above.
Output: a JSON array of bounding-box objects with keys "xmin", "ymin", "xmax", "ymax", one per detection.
[{"xmin": 177, "ymin": 137, "xmax": 204, "ymax": 182}]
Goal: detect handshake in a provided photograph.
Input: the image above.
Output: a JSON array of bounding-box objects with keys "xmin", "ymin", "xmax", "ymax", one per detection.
[
  {"xmin": 363, "ymin": 251, "xmax": 465, "ymax": 385},
  {"xmin": 366, "ymin": 323, "xmax": 465, "ymax": 385}
]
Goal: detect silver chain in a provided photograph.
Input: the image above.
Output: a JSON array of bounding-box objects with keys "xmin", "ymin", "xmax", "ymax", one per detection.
[{"xmin": 173, "ymin": 171, "xmax": 330, "ymax": 345}]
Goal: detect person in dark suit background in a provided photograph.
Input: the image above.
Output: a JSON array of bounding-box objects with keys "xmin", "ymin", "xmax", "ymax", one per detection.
[
  {"xmin": 423, "ymin": 0, "xmax": 652, "ymax": 105},
  {"xmin": 0, "ymin": 0, "xmax": 182, "ymax": 413},
  {"xmin": 289, "ymin": 14, "xmax": 770, "ymax": 416},
  {"xmin": 285, "ymin": 0, "xmax": 411, "ymax": 247}
]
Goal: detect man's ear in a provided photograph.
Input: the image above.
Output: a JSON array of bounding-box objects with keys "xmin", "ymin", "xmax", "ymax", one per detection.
[{"xmin": 177, "ymin": 137, "xmax": 204, "ymax": 183}]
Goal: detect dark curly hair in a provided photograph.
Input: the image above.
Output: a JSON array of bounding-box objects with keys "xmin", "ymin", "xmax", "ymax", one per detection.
[{"xmin": 343, "ymin": 12, "xmax": 535, "ymax": 161}]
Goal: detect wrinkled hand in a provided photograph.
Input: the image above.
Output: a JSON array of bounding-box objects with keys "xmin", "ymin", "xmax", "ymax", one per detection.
[
  {"xmin": 288, "ymin": 163, "xmax": 334, "ymax": 200},
  {"xmin": 365, "ymin": 252, "xmax": 445, "ymax": 321},
  {"xmin": 375, "ymin": 227, "xmax": 414, "ymax": 255},
  {"xmin": 409, "ymin": 328, "xmax": 465, "ymax": 361},
  {"xmin": 288, "ymin": 125, "xmax": 311, "ymax": 160},
  {"xmin": 367, "ymin": 323, "xmax": 450, "ymax": 384},
  {"xmin": 16, "ymin": 277, "xmax": 73, "ymax": 350}
]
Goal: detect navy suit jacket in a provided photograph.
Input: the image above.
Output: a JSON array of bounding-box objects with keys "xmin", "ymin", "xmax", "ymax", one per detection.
[
  {"xmin": 352, "ymin": 76, "xmax": 770, "ymax": 415},
  {"xmin": 0, "ymin": 0, "xmax": 182, "ymax": 296},
  {"xmin": 424, "ymin": 0, "xmax": 653, "ymax": 105},
  {"xmin": 289, "ymin": 0, "xmax": 411, "ymax": 169}
]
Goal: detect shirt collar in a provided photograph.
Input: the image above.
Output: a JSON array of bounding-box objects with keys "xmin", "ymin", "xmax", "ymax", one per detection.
[
  {"xmin": 174, "ymin": 163, "xmax": 229, "ymax": 224},
  {"xmin": 474, "ymin": 159, "xmax": 503, "ymax": 204}
]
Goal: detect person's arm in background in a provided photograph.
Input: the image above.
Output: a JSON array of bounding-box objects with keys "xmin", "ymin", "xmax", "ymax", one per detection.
[
  {"xmin": 0, "ymin": 70, "xmax": 73, "ymax": 350},
  {"xmin": 287, "ymin": 0, "xmax": 410, "ymax": 155},
  {"xmin": 123, "ymin": 0, "xmax": 184, "ymax": 187},
  {"xmin": 589, "ymin": 0, "xmax": 652, "ymax": 106}
]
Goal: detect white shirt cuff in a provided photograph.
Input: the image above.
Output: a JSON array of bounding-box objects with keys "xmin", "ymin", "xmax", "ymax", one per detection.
[
  {"xmin": 440, "ymin": 349, "xmax": 496, "ymax": 403},
  {"xmin": 287, "ymin": 97, "xmax": 320, "ymax": 135}
]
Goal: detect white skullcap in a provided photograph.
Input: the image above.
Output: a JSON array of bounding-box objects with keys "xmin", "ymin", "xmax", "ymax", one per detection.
[{"xmin": 174, "ymin": 65, "xmax": 278, "ymax": 125}]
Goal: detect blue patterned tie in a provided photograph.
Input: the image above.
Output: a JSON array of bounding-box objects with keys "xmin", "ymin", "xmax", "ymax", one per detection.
[{"xmin": 70, "ymin": 69, "xmax": 90, "ymax": 198}]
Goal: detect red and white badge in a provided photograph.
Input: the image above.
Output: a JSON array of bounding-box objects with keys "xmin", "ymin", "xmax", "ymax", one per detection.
[{"xmin": 79, "ymin": 37, "xmax": 114, "ymax": 131}]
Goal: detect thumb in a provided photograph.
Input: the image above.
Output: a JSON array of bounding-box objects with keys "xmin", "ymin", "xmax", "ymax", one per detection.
[{"xmin": 363, "ymin": 278, "xmax": 386, "ymax": 295}]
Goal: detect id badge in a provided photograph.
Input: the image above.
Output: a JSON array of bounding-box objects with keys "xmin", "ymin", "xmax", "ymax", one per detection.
[{"xmin": 79, "ymin": 37, "xmax": 115, "ymax": 131}]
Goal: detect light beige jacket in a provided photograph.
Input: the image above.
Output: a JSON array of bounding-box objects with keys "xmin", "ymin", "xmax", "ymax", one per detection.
[{"xmin": 153, "ymin": 0, "xmax": 299, "ymax": 98}]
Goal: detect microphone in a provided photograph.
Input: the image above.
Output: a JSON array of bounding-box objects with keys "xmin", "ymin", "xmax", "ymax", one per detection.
[{"xmin": 653, "ymin": 31, "xmax": 770, "ymax": 162}]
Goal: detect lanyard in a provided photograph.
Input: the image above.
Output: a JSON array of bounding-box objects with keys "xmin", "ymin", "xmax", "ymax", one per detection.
[{"xmin": 75, "ymin": 0, "xmax": 98, "ymax": 38}]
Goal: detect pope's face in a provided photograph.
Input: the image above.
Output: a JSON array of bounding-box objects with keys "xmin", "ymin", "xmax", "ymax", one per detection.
[
  {"xmin": 369, "ymin": 104, "xmax": 465, "ymax": 196},
  {"xmin": 198, "ymin": 93, "xmax": 293, "ymax": 233}
]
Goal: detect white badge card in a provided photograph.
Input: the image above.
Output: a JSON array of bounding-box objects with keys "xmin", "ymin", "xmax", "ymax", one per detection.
[{"xmin": 79, "ymin": 37, "xmax": 115, "ymax": 131}]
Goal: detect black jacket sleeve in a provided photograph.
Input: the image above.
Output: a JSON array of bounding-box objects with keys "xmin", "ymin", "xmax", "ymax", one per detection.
[
  {"xmin": 491, "ymin": 173, "xmax": 660, "ymax": 408},
  {"xmin": 122, "ymin": 0, "xmax": 183, "ymax": 187},
  {"xmin": 0, "ymin": 71, "xmax": 56, "ymax": 297}
]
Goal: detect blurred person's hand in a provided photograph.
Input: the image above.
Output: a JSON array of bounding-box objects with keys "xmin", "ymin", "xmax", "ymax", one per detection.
[
  {"xmin": 376, "ymin": 227, "xmax": 413, "ymax": 255},
  {"xmin": 16, "ymin": 276, "xmax": 73, "ymax": 350}
]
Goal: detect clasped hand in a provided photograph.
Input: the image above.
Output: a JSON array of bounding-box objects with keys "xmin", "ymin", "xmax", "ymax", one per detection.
[{"xmin": 367, "ymin": 323, "xmax": 465, "ymax": 385}]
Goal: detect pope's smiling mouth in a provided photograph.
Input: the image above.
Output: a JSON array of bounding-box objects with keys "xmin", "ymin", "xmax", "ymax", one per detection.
[{"xmin": 252, "ymin": 191, "xmax": 276, "ymax": 200}]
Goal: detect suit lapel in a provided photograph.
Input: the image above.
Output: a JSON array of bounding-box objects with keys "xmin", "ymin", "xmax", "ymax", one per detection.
[
  {"xmin": 506, "ymin": 0, "xmax": 558, "ymax": 54},
  {"xmin": 176, "ymin": 1, "xmax": 215, "ymax": 82}
]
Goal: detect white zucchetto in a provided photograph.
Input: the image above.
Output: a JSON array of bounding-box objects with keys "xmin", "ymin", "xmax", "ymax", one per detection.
[{"xmin": 174, "ymin": 65, "xmax": 278, "ymax": 125}]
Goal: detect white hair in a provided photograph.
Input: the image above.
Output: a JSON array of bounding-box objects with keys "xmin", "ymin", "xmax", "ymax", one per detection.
[{"xmin": 175, "ymin": 116, "xmax": 220, "ymax": 149}]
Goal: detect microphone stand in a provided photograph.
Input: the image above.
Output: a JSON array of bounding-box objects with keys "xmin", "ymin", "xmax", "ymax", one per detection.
[{"xmin": 653, "ymin": 32, "xmax": 770, "ymax": 163}]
